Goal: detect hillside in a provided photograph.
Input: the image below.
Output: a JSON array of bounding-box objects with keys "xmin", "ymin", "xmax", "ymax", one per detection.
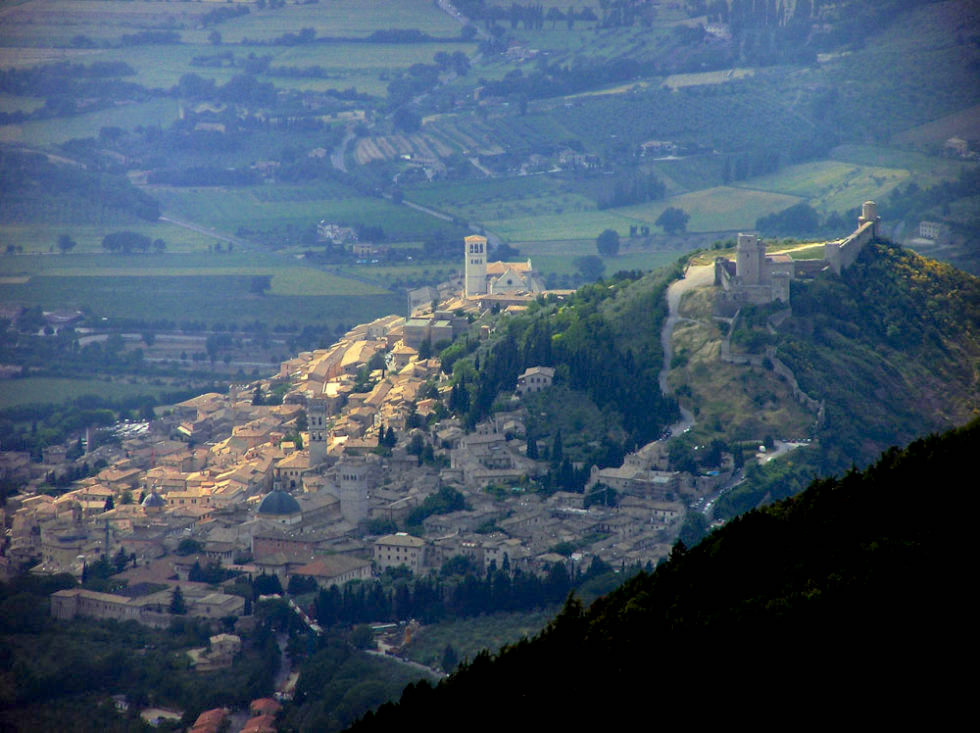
[
  {"xmin": 347, "ymin": 416, "xmax": 977, "ymax": 730},
  {"xmin": 709, "ymin": 240, "xmax": 980, "ymax": 515},
  {"xmin": 451, "ymin": 238, "xmax": 978, "ymax": 507},
  {"xmin": 444, "ymin": 261, "xmax": 683, "ymax": 466}
]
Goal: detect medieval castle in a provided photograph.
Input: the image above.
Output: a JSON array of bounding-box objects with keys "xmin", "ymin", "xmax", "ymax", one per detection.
[{"xmin": 714, "ymin": 201, "xmax": 881, "ymax": 305}]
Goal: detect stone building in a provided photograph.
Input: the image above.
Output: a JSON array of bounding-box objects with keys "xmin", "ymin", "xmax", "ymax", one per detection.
[
  {"xmin": 715, "ymin": 201, "xmax": 881, "ymax": 305},
  {"xmin": 715, "ymin": 233, "xmax": 795, "ymax": 305},
  {"xmin": 464, "ymin": 235, "xmax": 542, "ymax": 297},
  {"xmin": 374, "ymin": 532, "xmax": 425, "ymax": 574}
]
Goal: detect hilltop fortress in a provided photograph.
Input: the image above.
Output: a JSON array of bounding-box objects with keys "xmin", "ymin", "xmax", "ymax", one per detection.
[{"xmin": 714, "ymin": 201, "xmax": 880, "ymax": 305}]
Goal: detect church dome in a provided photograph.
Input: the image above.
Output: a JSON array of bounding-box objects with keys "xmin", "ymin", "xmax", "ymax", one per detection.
[
  {"xmin": 141, "ymin": 491, "xmax": 166, "ymax": 508},
  {"xmin": 257, "ymin": 490, "xmax": 301, "ymax": 516}
]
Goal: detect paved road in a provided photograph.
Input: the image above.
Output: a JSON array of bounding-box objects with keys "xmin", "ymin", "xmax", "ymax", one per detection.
[
  {"xmin": 659, "ymin": 263, "xmax": 715, "ymax": 398},
  {"xmin": 366, "ymin": 649, "xmax": 444, "ymax": 680}
]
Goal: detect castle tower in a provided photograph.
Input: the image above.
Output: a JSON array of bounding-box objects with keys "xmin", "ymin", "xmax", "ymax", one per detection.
[
  {"xmin": 735, "ymin": 233, "xmax": 765, "ymax": 286},
  {"xmin": 464, "ymin": 234, "xmax": 487, "ymax": 297},
  {"xmin": 308, "ymin": 396, "xmax": 327, "ymax": 466},
  {"xmin": 337, "ymin": 457, "xmax": 374, "ymax": 524},
  {"xmin": 858, "ymin": 200, "xmax": 879, "ymax": 237}
]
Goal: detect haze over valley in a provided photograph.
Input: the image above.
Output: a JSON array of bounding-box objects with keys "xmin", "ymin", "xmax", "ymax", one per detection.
[{"xmin": 0, "ymin": 0, "xmax": 977, "ymax": 729}]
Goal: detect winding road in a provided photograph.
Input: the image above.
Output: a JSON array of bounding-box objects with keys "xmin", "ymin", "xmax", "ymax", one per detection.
[{"xmin": 659, "ymin": 263, "xmax": 715, "ymax": 431}]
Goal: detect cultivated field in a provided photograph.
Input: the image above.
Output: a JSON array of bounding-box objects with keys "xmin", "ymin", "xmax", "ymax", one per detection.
[
  {"xmin": 0, "ymin": 249, "xmax": 401, "ymax": 329},
  {"xmin": 830, "ymin": 144, "xmax": 977, "ymax": 186},
  {"xmin": 0, "ymin": 0, "xmax": 214, "ymax": 48},
  {"xmin": 0, "ymin": 220, "xmax": 222, "ymax": 255},
  {"xmin": 733, "ymin": 160, "xmax": 910, "ymax": 214},
  {"xmin": 617, "ymin": 187, "xmax": 804, "ymax": 234},
  {"xmin": 661, "ymin": 68, "xmax": 755, "ymax": 89},
  {"xmin": 150, "ymin": 185, "xmax": 457, "ymax": 241},
  {"xmin": 0, "ymin": 376, "xmax": 178, "ymax": 411},
  {"xmin": 0, "ymin": 270, "xmax": 400, "ymax": 328},
  {"xmin": 215, "ymin": 0, "xmax": 462, "ymax": 42},
  {"xmin": 0, "ymin": 98, "xmax": 180, "ymax": 145},
  {"xmin": 891, "ymin": 103, "xmax": 980, "ymax": 148}
]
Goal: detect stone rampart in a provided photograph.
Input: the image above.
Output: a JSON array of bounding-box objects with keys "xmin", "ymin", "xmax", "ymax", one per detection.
[{"xmin": 825, "ymin": 221, "xmax": 875, "ymax": 274}]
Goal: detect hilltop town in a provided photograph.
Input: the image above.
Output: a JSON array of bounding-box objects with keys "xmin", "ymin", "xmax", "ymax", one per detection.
[
  {"xmin": 0, "ymin": 244, "xmax": 705, "ymax": 627},
  {"xmin": 0, "ymin": 203, "xmax": 936, "ymax": 631}
]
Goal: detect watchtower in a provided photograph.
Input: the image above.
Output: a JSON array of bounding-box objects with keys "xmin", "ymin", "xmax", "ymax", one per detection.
[
  {"xmin": 858, "ymin": 200, "xmax": 879, "ymax": 237},
  {"xmin": 464, "ymin": 235, "xmax": 487, "ymax": 297},
  {"xmin": 735, "ymin": 233, "xmax": 765, "ymax": 286}
]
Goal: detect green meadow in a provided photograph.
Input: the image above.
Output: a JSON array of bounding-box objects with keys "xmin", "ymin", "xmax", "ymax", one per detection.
[
  {"xmin": 483, "ymin": 186, "xmax": 803, "ymax": 241},
  {"xmin": 0, "ymin": 98, "xmax": 180, "ymax": 145},
  {"xmin": 151, "ymin": 186, "xmax": 457, "ymax": 241},
  {"xmin": 0, "ymin": 270, "xmax": 400, "ymax": 328},
  {"xmin": 215, "ymin": 0, "xmax": 462, "ymax": 43},
  {"xmin": 0, "ymin": 248, "xmax": 401, "ymax": 329},
  {"xmin": 831, "ymin": 144, "xmax": 977, "ymax": 185},
  {"xmin": 0, "ymin": 221, "xmax": 223, "ymax": 255},
  {"xmin": 0, "ymin": 377, "xmax": 178, "ymax": 411},
  {"xmin": 732, "ymin": 160, "xmax": 910, "ymax": 214}
]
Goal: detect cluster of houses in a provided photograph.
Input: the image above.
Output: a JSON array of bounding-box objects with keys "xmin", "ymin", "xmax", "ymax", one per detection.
[{"xmin": 0, "ymin": 236, "xmax": 743, "ymax": 629}]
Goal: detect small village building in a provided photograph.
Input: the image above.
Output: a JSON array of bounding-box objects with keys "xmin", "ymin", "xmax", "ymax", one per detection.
[
  {"xmin": 516, "ymin": 366, "xmax": 555, "ymax": 396},
  {"xmin": 374, "ymin": 533, "xmax": 425, "ymax": 574},
  {"xmin": 289, "ymin": 554, "xmax": 372, "ymax": 588}
]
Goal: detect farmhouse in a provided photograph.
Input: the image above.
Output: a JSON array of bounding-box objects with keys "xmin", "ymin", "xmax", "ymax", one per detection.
[{"xmin": 516, "ymin": 366, "xmax": 555, "ymax": 396}]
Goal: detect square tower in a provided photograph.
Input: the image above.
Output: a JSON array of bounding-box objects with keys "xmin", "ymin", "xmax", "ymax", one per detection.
[
  {"xmin": 464, "ymin": 235, "xmax": 487, "ymax": 297},
  {"xmin": 735, "ymin": 233, "xmax": 765, "ymax": 286},
  {"xmin": 307, "ymin": 396, "xmax": 327, "ymax": 466}
]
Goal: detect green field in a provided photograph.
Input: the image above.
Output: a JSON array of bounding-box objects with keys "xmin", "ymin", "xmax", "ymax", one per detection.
[
  {"xmin": 733, "ymin": 160, "xmax": 910, "ymax": 214},
  {"xmin": 0, "ymin": 93, "xmax": 46, "ymax": 115},
  {"xmin": 0, "ymin": 249, "xmax": 402, "ymax": 328},
  {"xmin": 56, "ymin": 40, "xmax": 478, "ymax": 96},
  {"xmin": 0, "ymin": 98, "xmax": 180, "ymax": 145},
  {"xmin": 215, "ymin": 0, "xmax": 462, "ymax": 43},
  {"xmin": 405, "ymin": 609, "xmax": 556, "ymax": 671},
  {"xmin": 830, "ymin": 144, "xmax": 976, "ymax": 186},
  {"xmin": 619, "ymin": 187, "xmax": 804, "ymax": 233},
  {"xmin": 485, "ymin": 208, "xmax": 639, "ymax": 242},
  {"xmin": 0, "ymin": 221, "xmax": 227, "ymax": 255},
  {"xmin": 0, "ymin": 0, "xmax": 215, "ymax": 48},
  {"xmin": 152, "ymin": 186, "xmax": 457, "ymax": 241},
  {"xmin": 662, "ymin": 68, "xmax": 756, "ymax": 89},
  {"xmin": 891, "ymin": 103, "xmax": 980, "ymax": 147},
  {"xmin": 408, "ymin": 177, "xmax": 594, "ymax": 227},
  {"xmin": 486, "ymin": 186, "xmax": 803, "ymax": 241},
  {"xmin": 0, "ymin": 376, "xmax": 178, "ymax": 411},
  {"xmin": 0, "ymin": 270, "xmax": 401, "ymax": 327}
]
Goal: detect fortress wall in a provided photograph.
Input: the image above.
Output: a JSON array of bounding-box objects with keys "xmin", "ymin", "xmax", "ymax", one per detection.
[
  {"xmin": 826, "ymin": 205, "xmax": 877, "ymax": 275},
  {"xmin": 836, "ymin": 221, "xmax": 875, "ymax": 272}
]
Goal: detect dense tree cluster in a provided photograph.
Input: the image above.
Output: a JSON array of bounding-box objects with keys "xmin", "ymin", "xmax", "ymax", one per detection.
[
  {"xmin": 0, "ymin": 151, "xmax": 160, "ymax": 223},
  {"xmin": 310, "ymin": 555, "xmax": 621, "ymax": 628},
  {"xmin": 446, "ymin": 266, "xmax": 681, "ymax": 448}
]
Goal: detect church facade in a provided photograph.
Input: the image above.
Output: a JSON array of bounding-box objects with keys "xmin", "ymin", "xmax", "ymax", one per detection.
[{"xmin": 464, "ymin": 235, "xmax": 542, "ymax": 297}]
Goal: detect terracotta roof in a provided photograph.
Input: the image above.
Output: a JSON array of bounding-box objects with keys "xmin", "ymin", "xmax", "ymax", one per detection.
[{"xmin": 486, "ymin": 260, "xmax": 531, "ymax": 274}]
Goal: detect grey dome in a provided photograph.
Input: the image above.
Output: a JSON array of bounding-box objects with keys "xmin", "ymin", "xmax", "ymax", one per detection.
[
  {"xmin": 141, "ymin": 492, "xmax": 166, "ymax": 508},
  {"xmin": 258, "ymin": 490, "xmax": 301, "ymax": 516}
]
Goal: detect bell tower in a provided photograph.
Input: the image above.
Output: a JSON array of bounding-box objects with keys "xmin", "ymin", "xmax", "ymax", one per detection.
[
  {"xmin": 308, "ymin": 396, "xmax": 327, "ymax": 466},
  {"xmin": 464, "ymin": 235, "xmax": 487, "ymax": 297}
]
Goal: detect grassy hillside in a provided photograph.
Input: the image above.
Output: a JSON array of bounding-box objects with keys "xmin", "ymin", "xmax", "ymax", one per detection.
[
  {"xmin": 348, "ymin": 416, "xmax": 977, "ymax": 729},
  {"xmin": 709, "ymin": 240, "xmax": 980, "ymax": 516}
]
